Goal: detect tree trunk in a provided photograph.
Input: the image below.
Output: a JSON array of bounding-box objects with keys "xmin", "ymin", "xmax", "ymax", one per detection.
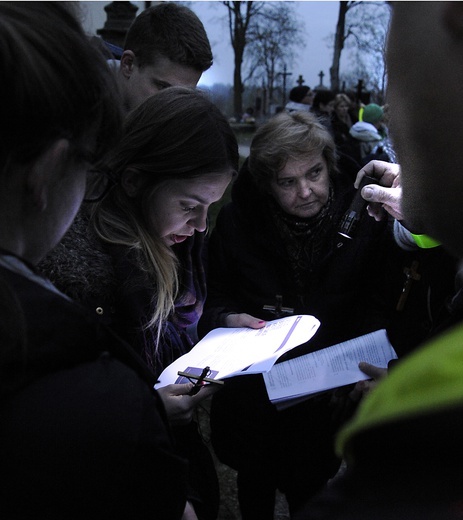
[
  {"xmin": 233, "ymin": 26, "xmax": 245, "ymax": 119},
  {"xmin": 224, "ymin": 1, "xmax": 257, "ymax": 120},
  {"xmin": 330, "ymin": 1, "xmax": 349, "ymax": 92}
]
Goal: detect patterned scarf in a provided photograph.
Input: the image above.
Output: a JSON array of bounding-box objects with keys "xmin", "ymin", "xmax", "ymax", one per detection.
[
  {"xmin": 171, "ymin": 232, "xmax": 207, "ymax": 330},
  {"xmin": 271, "ymin": 185, "xmax": 336, "ymax": 291}
]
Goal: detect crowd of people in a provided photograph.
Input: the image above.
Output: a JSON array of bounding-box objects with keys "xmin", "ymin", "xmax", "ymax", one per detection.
[
  {"xmin": 284, "ymin": 85, "xmax": 393, "ymax": 172},
  {"xmin": 1, "ymin": 2, "xmax": 463, "ymax": 520}
]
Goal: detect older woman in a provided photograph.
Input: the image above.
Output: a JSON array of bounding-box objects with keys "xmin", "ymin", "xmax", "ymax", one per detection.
[{"xmin": 198, "ymin": 111, "xmax": 408, "ymax": 519}]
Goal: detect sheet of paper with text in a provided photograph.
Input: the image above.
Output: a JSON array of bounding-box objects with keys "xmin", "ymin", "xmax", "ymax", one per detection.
[
  {"xmin": 155, "ymin": 314, "xmax": 320, "ymax": 389},
  {"xmin": 263, "ymin": 329, "xmax": 397, "ymax": 406}
]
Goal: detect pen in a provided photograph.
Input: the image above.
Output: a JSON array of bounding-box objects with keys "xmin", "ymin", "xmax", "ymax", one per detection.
[
  {"xmin": 189, "ymin": 366, "xmax": 210, "ymax": 395},
  {"xmin": 177, "ymin": 366, "xmax": 224, "ymax": 395}
]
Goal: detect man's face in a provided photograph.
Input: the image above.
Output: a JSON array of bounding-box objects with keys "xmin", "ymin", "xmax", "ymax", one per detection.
[
  {"xmin": 387, "ymin": 3, "xmax": 463, "ymax": 256},
  {"xmin": 120, "ymin": 52, "xmax": 201, "ymax": 112}
]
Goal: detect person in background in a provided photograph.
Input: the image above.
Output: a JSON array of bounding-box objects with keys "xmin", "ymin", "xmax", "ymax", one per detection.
[
  {"xmin": 311, "ymin": 90, "xmax": 336, "ymax": 134},
  {"xmin": 285, "ymin": 85, "xmax": 314, "ymax": 113},
  {"xmin": 332, "ymin": 93, "xmax": 355, "ymax": 151},
  {"xmin": 241, "ymin": 107, "xmax": 256, "ymax": 124},
  {"xmin": 116, "ymin": 3, "xmax": 213, "ymax": 112},
  {"xmin": 294, "ymin": 3, "xmax": 463, "ymax": 518},
  {"xmin": 39, "ymin": 87, "xmax": 239, "ymax": 520},
  {"xmin": 349, "ymin": 103, "xmax": 385, "ymax": 163},
  {"xmin": 330, "ymin": 93, "xmax": 365, "ymax": 177},
  {"xmin": 0, "ymin": 3, "xmax": 188, "ymax": 519},
  {"xmin": 198, "ymin": 110, "xmax": 409, "ymax": 519}
]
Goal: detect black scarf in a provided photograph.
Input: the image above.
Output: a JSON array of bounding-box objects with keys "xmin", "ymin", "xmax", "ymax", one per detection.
[{"xmin": 270, "ymin": 186, "xmax": 336, "ymax": 291}]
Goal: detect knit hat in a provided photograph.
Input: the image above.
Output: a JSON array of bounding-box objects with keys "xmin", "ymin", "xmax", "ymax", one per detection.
[
  {"xmin": 362, "ymin": 103, "xmax": 384, "ymax": 124},
  {"xmin": 289, "ymin": 86, "xmax": 311, "ymax": 103}
]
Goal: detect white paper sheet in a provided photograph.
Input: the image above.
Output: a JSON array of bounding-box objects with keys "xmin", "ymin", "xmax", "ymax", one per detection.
[
  {"xmin": 155, "ymin": 314, "xmax": 320, "ymax": 389},
  {"xmin": 263, "ymin": 329, "xmax": 397, "ymax": 404}
]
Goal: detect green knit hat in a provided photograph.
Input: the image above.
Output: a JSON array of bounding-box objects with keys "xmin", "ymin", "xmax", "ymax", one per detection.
[{"xmin": 362, "ymin": 103, "xmax": 384, "ymax": 124}]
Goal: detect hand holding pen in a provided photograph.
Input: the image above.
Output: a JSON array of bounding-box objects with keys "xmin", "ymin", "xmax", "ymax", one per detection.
[
  {"xmin": 176, "ymin": 366, "xmax": 224, "ymax": 396},
  {"xmin": 157, "ymin": 366, "xmax": 223, "ymax": 425}
]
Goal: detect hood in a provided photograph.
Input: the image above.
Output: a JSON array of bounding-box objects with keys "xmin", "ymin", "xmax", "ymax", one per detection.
[
  {"xmin": 284, "ymin": 100, "xmax": 312, "ymax": 113},
  {"xmin": 349, "ymin": 121, "xmax": 383, "ymax": 142}
]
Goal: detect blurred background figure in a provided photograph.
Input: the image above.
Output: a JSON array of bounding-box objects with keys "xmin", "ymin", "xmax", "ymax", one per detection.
[
  {"xmin": 311, "ymin": 89, "xmax": 336, "ymax": 134},
  {"xmin": 349, "ymin": 103, "xmax": 386, "ymax": 163},
  {"xmin": 332, "ymin": 93, "xmax": 356, "ymax": 151},
  {"xmin": 285, "ymin": 85, "xmax": 314, "ymax": 113}
]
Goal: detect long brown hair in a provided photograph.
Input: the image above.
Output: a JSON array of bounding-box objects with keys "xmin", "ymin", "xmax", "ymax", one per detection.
[{"xmin": 91, "ymin": 87, "xmax": 239, "ymax": 339}]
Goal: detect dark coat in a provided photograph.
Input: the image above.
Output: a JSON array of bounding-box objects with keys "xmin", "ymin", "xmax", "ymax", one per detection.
[
  {"xmin": 200, "ymin": 162, "xmax": 459, "ymax": 355},
  {"xmin": 199, "ymin": 162, "xmax": 404, "ymax": 351},
  {"xmin": 0, "ymin": 262, "xmax": 187, "ymax": 520},
  {"xmin": 197, "ymin": 161, "xmax": 409, "ymax": 512},
  {"xmin": 38, "ymin": 215, "xmax": 219, "ymax": 520},
  {"xmin": 38, "ymin": 212, "xmax": 203, "ymax": 379}
]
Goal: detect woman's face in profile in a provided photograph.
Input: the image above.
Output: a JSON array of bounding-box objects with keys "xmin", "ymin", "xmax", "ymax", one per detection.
[
  {"xmin": 270, "ymin": 154, "xmax": 330, "ymax": 219},
  {"xmin": 145, "ymin": 172, "xmax": 232, "ymax": 246}
]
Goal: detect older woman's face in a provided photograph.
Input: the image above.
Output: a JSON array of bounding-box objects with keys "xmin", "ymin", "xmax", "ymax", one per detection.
[{"xmin": 270, "ymin": 154, "xmax": 330, "ymax": 218}]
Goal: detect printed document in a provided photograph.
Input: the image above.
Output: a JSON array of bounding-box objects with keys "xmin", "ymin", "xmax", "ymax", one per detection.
[
  {"xmin": 263, "ymin": 329, "xmax": 397, "ymax": 407},
  {"xmin": 155, "ymin": 314, "xmax": 320, "ymax": 389}
]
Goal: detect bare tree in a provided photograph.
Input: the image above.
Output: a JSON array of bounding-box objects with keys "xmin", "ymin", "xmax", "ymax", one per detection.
[
  {"xmin": 222, "ymin": 1, "xmax": 265, "ymax": 119},
  {"xmin": 341, "ymin": 2, "xmax": 391, "ymax": 100},
  {"xmin": 330, "ymin": 1, "xmax": 360, "ymax": 92},
  {"xmin": 330, "ymin": 1, "xmax": 391, "ymax": 96},
  {"xmin": 246, "ymin": 2, "xmax": 304, "ymax": 112}
]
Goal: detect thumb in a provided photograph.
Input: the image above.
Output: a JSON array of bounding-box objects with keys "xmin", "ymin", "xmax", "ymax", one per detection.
[
  {"xmin": 358, "ymin": 362, "xmax": 387, "ymax": 380},
  {"xmin": 361, "ymin": 185, "xmax": 389, "ymax": 203},
  {"xmin": 189, "ymin": 383, "xmax": 222, "ymax": 403},
  {"xmin": 166, "ymin": 382, "xmax": 195, "ymax": 396}
]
